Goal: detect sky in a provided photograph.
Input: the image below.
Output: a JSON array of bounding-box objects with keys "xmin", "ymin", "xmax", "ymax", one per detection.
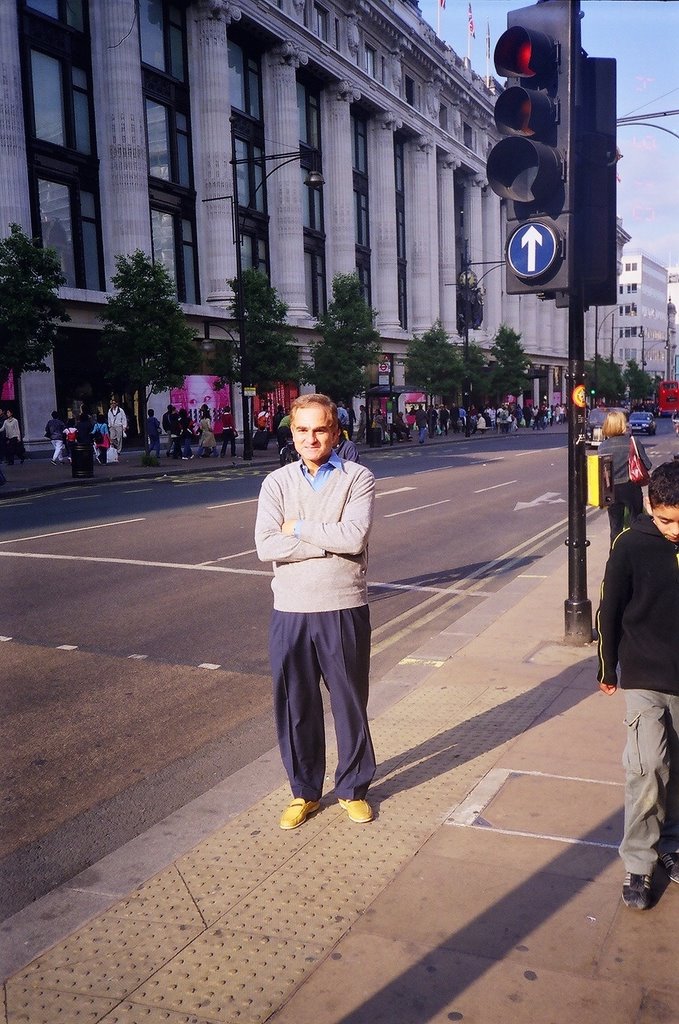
[{"xmin": 417, "ymin": 0, "xmax": 679, "ymax": 269}]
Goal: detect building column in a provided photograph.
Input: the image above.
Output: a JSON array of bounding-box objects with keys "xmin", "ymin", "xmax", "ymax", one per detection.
[
  {"xmin": 192, "ymin": 0, "xmax": 240, "ymax": 304},
  {"xmin": 368, "ymin": 112, "xmax": 401, "ymax": 333},
  {"xmin": 438, "ymin": 156, "xmax": 459, "ymax": 336},
  {"xmin": 262, "ymin": 41, "xmax": 309, "ymax": 322},
  {"xmin": 482, "ymin": 183, "xmax": 502, "ymax": 340},
  {"xmin": 463, "ymin": 175, "xmax": 484, "ymax": 270},
  {"xmin": 322, "ymin": 80, "xmax": 360, "ymax": 282},
  {"xmin": 407, "ymin": 135, "xmax": 439, "ymax": 333},
  {"xmin": 93, "ymin": 0, "xmax": 151, "ymax": 282},
  {"xmin": 0, "ymin": 2, "xmax": 31, "ymax": 231}
]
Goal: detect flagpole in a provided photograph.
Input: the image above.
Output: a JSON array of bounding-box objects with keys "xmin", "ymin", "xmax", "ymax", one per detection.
[
  {"xmin": 437, "ymin": 0, "xmax": 440, "ymax": 38},
  {"xmin": 485, "ymin": 20, "xmax": 491, "ymax": 86}
]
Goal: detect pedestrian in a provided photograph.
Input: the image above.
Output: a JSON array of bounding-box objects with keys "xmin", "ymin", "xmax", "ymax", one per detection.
[
  {"xmin": 439, "ymin": 404, "xmax": 450, "ymax": 435},
  {"xmin": 476, "ymin": 411, "xmax": 487, "ymax": 433},
  {"xmin": 44, "ymin": 410, "xmax": 67, "ymax": 464},
  {"xmin": 147, "ymin": 408, "xmax": 161, "ymax": 458},
  {"xmin": 219, "ymin": 405, "xmax": 237, "ymax": 459},
  {"xmin": 1, "ymin": 410, "xmax": 24, "ymax": 465},
  {"xmin": 427, "ymin": 404, "xmax": 438, "ymax": 437},
  {"xmin": 161, "ymin": 404, "xmax": 175, "ymax": 457},
  {"xmin": 0, "ymin": 409, "xmax": 7, "ymax": 463},
  {"xmin": 337, "ymin": 400, "xmax": 350, "ymax": 436},
  {"xmin": 415, "ymin": 404, "xmax": 428, "ymax": 444},
  {"xmin": 108, "ymin": 399, "xmax": 127, "ymax": 452},
  {"xmin": 63, "ymin": 417, "xmax": 78, "ymax": 461},
  {"xmin": 179, "ymin": 409, "xmax": 194, "ymax": 459},
  {"xmin": 597, "ymin": 459, "xmax": 679, "ymax": 910},
  {"xmin": 598, "ymin": 411, "xmax": 652, "ymax": 547},
  {"xmin": 168, "ymin": 407, "xmax": 182, "ymax": 460},
  {"xmin": 672, "ymin": 410, "xmax": 679, "ymax": 436},
  {"xmin": 197, "ymin": 409, "xmax": 217, "ymax": 457},
  {"xmin": 354, "ymin": 404, "xmax": 367, "ymax": 443},
  {"xmin": 255, "ymin": 393, "xmax": 377, "ymax": 830},
  {"xmin": 92, "ymin": 414, "xmax": 110, "ymax": 464}
]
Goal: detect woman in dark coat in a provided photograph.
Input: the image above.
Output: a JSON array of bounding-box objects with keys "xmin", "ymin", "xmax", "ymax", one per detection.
[{"xmin": 598, "ymin": 410, "xmax": 652, "ymax": 546}]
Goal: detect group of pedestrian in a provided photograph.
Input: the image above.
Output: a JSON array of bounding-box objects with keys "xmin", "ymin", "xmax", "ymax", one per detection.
[{"xmin": 42, "ymin": 403, "xmax": 124, "ymax": 467}]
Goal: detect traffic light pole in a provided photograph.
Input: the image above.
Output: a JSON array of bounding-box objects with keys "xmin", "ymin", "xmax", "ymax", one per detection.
[{"xmin": 564, "ymin": 297, "xmax": 593, "ymax": 643}]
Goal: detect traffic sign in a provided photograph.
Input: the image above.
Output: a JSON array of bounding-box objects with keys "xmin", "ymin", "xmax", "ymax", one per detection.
[{"xmin": 506, "ymin": 222, "xmax": 559, "ymax": 279}]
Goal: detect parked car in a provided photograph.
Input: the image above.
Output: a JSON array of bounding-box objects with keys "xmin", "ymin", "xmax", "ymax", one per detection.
[
  {"xmin": 629, "ymin": 411, "xmax": 656, "ymax": 436},
  {"xmin": 585, "ymin": 407, "xmax": 626, "ymax": 447}
]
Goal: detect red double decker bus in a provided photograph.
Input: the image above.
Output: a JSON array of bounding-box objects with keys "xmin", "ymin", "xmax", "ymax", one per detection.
[{"xmin": 657, "ymin": 381, "xmax": 679, "ymax": 417}]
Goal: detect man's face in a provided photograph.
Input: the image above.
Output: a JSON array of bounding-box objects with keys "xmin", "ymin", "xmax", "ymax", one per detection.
[
  {"xmin": 650, "ymin": 504, "xmax": 679, "ymax": 544},
  {"xmin": 291, "ymin": 405, "xmax": 339, "ymax": 471}
]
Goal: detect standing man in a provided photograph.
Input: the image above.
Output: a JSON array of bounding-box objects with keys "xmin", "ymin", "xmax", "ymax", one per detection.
[
  {"xmin": 255, "ymin": 393, "xmax": 376, "ymax": 830},
  {"xmin": 597, "ymin": 460, "xmax": 679, "ymax": 910},
  {"xmin": 45, "ymin": 410, "xmax": 66, "ymax": 464},
  {"xmin": 108, "ymin": 398, "xmax": 127, "ymax": 452}
]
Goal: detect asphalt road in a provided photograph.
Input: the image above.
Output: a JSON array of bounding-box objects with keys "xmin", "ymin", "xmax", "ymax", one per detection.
[{"xmin": 2, "ymin": 422, "xmax": 674, "ymax": 918}]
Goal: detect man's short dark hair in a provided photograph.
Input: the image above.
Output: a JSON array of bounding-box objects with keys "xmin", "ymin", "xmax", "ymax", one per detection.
[{"xmin": 648, "ymin": 460, "xmax": 679, "ymax": 509}]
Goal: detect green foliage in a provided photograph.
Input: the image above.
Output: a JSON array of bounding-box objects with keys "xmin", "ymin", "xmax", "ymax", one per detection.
[
  {"xmin": 310, "ymin": 274, "xmax": 381, "ymax": 400},
  {"xmin": 404, "ymin": 321, "xmax": 462, "ymax": 399},
  {"xmin": 489, "ymin": 324, "xmax": 530, "ymax": 402},
  {"xmin": 623, "ymin": 358, "xmax": 654, "ymax": 401},
  {"xmin": 218, "ymin": 268, "xmax": 301, "ymax": 394},
  {"xmin": 140, "ymin": 453, "xmax": 160, "ymax": 467},
  {"xmin": 584, "ymin": 355, "xmax": 624, "ymax": 404},
  {"xmin": 99, "ymin": 250, "xmax": 198, "ymax": 397},
  {"xmin": 99, "ymin": 250, "xmax": 198, "ymax": 452},
  {"xmin": 0, "ymin": 223, "xmax": 69, "ymax": 389}
]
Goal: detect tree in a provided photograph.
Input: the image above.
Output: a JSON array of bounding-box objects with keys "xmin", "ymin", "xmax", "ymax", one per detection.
[
  {"xmin": 489, "ymin": 324, "xmax": 530, "ymax": 403},
  {"xmin": 623, "ymin": 358, "xmax": 654, "ymax": 402},
  {"xmin": 99, "ymin": 250, "xmax": 198, "ymax": 452},
  {"xmin": 584, "ymin": 354, "xmax": 624, "ymax": 405},
  {"xmin": 215, "ymin": 268, "xmax": 303, "ymax": 396},
  {"xmin": 404, "ymin": 320, "xmax": 462, "ymax": 400},
  {"xmin": 0, "ymin": 223, "xmax": 70, "ymax": 393},
  {"xmin": 309, "ymin": 274, "xmax": 381, "ymax": 401}
]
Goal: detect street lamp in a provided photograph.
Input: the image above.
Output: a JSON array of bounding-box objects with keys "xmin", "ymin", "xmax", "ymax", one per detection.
[
  {"xmin": 639, "ymin": 324, "xmax": 646, "ymax": 373},
  {"xmin": 203, "ymin": 127, "xmax": 324, "ymax": 460},
  {"xmin": 457, "ymin": 263, "xmax": 478, "ymax": 439},
  {"xmin": 592, "ymin": 308, "xmax": 616, "ymax": 401}
]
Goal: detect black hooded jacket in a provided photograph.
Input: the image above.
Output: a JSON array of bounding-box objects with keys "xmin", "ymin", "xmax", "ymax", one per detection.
[{"xmin": 596, "ymin": 515, "xmax": 679, "ymax": 692}]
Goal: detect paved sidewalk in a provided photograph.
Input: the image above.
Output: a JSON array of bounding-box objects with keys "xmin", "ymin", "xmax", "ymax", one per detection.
[{"xmin": 3, "ymin": 506, "xmax": 677, "ymax": 1023}]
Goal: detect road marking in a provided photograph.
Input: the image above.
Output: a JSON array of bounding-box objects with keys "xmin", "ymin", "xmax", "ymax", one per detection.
[
  {"xmin": 384, "ymin": 499, "xmax": 451, "ymax": 518},
  {"xmin": 199, "ymin": 663, "xmax": 221, "ymax": 670},
  {"xmin": 376, "ymin": 487, "xmax": 416, "ymax": 497},
  {"xmin": 122, "ymin": 488, "xmax": 153, "ymax": 493},
  {"xmin": 62, "ymin": 495, "xmax": 100, "ymax": 501},
  {"xmin": 206, "ymin": 498, "xmax": 259, "ymax": 510},
  {"xmin": 128, "ymin": 654, "xmax": 148, "ymax": 660},
  {"xmin": 474, "ymin": 479, "xmax": 517, "ymax": 494},
  {"xmin": 0, "ymin": 636, "xmax": 12, "ymax": 642},
  {"xmin": 199, "ymin": 548, "xmax": 258, "ymax": 565},
  {"xmin": 514, "ymin": 492, "xmax": 566, "ymax": 510},
  {"xmin": 514, "ymin": 447, "xmax": 562, "ymax": 457},
  {"xmin": 370, "ymin": 581, "xmax": 494, "ymax": 597},
  {"xmin": 0, "ymin": 550, "xmax": 273, "ymax": 577},
  {"xmin": 0, "ymin": 518, "xmax": 146, "ymax": 545},
  {"xmin": 56, "ymin": 644, "xmax": 78, "ymax": 651}
]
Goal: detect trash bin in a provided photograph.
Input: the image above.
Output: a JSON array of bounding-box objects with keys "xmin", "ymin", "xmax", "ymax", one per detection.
[
  {"xmin": 367, "ymin": 427, "xmax": 383, "ymax": 448},
  {"xmin": 71, "ymin": 442, "xmax": 94, "ymax": 479}
]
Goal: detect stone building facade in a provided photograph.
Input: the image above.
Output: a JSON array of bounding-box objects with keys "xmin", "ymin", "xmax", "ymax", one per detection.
[{"xmin": 3, "ymin": 0, "xmax": 581, "ymax": 442}]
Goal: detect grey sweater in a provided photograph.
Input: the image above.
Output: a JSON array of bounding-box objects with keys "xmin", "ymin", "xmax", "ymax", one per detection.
[{"xmin": 254, "ymin": 458, "xmax": 375, "ymax": 612}]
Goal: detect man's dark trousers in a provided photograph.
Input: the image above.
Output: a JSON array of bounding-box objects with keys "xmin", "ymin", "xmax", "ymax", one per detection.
[{"xmin": 270, "ymin": 606, "xmax": 375, "ymax": 802}]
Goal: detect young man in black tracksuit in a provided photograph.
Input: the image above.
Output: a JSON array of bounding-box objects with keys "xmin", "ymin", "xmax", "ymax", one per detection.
[{"xmin": 597, "ymin": 460, "xmax": 679, "ymax": 910}]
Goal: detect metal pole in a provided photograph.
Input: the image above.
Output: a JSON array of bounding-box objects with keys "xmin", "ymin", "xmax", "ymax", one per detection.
[
  {"xmin": 564, "ymin": 295, "xmax": 592, "ymax": 643},
  {"xmin": 230, "ymin": 124, "xmax": 253, "ymax": 461}
]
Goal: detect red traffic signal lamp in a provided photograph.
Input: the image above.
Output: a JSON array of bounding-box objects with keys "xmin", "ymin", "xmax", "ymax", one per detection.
[{"xmin": 487, "ymin": 1, "xmax": 578, "ymax": 303}]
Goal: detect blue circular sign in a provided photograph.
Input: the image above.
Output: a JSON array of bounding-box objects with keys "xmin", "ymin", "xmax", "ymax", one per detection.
[{"xmin": 507, "ymin": 223, "xmax": 559, "ymax": 279}]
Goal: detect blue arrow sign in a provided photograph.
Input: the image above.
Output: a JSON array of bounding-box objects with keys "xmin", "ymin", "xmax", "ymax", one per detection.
[{"xmin": 507, "ymin": 223, "xmax": 559, "ymax": 279}]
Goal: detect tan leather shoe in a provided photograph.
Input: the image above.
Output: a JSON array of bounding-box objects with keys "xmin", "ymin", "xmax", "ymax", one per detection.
[
  {"xmin": 338, "ymin": 798, "xmax": 373, "ymax": 823},
  {"xmin": 279, "ymin": 798, "xmax": 321, "ymax": 830}
]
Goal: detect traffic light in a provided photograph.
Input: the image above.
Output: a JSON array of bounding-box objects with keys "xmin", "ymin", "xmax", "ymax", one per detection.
[
  {"xmin": 487, "ymin": 1, "xmax": 578, "ymax": 303},
  {"xmin": 578, "ymin": 56, "xmax": 617, "ymax": 306}
]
